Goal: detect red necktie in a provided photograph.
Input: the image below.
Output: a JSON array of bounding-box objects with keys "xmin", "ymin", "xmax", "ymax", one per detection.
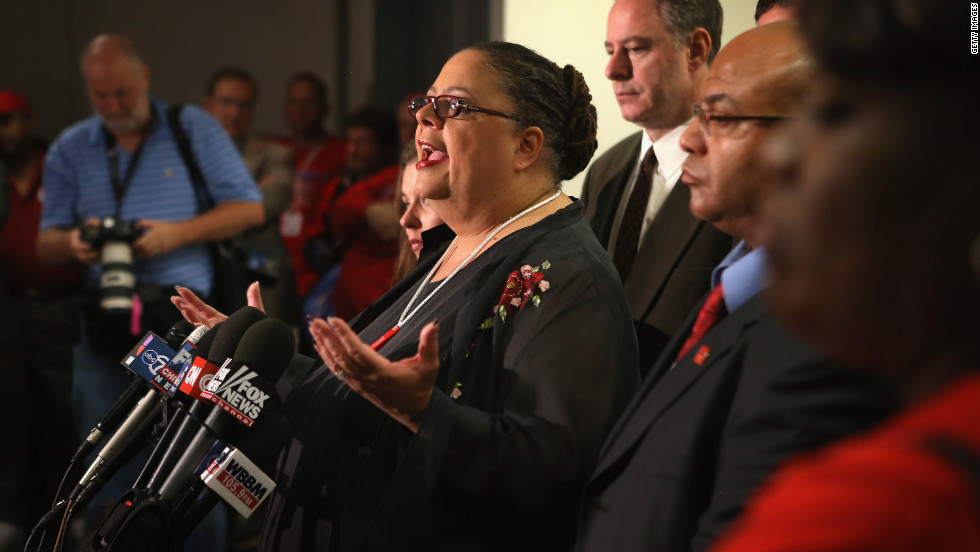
[
  {"xmin": 613, "ymin": 147, "xmax": 657, "ymax": 280},
  {"xmin": 674, "ymin": 284, "xmax": 727, "ymax": 362}
]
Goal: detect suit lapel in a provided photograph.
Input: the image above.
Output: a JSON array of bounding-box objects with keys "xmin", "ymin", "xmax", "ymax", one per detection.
[
  {"xmin": 590, "ymin": 296, "xmax": 769, "ymax": 480},
  {"xmin": 589, "ymin": 135, "xmax": 641, "ymax": 245},
  {"xmin": 623, "ymin": 183, "xmax": 707, "ymax": 320}
]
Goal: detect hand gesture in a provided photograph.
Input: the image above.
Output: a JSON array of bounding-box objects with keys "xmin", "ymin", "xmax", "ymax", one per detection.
[
  {"xmin": 171, "ymin": 281, "xmax": 265, "ymax": 328},
  {"xmin": 310, "ymin": 317, "xmax": 440, "ymax": 432}
]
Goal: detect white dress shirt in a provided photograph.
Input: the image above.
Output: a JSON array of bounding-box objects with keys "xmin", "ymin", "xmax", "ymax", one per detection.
[{"xmin": 606, "ymin": 121, "xmax": 691, "ymax": 255}]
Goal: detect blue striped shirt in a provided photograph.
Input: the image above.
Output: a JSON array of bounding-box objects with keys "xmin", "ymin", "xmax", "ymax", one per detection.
[{"xmin": 41, "ymin": 97, "xmax": 261, "ymax": 296}]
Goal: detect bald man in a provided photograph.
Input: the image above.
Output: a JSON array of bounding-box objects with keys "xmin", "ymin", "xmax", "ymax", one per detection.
[
  {"xmin": 714, "ymin": 0, "xmax": 979, "ymax": 549},
  {"xmin": 575, "ymin": 22, "xmax": 899, "ymax": 552}
]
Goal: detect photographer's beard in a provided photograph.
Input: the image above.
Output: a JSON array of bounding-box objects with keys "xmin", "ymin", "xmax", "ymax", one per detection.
[{"xmin": 96, "ymin": 93, "xmax": 151, "ymax": 136}]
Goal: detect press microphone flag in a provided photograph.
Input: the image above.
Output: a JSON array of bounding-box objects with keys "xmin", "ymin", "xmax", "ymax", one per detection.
[
  {"xmin": 69, "ymin": 323, "xmax": 209, "ymax": 504},
  {"xmin": 121, "ymin": 332, "xmax": 178, "ymax": 383},
  {"xmin": 199, "ymin": 440, "xmax": 276, "ymax": 517},
  {"xmin": 151, "ymin": 324, "xmax": 208, "ymax": 395},
  {"xmin": 73, "ymin": 321, "xmax": 197, "ymax": 463}
]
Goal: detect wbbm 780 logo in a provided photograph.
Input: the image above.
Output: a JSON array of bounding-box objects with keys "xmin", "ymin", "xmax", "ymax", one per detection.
[{"xmin": 972, "ymin": 3, "xmax": 979, "ymax": 54}]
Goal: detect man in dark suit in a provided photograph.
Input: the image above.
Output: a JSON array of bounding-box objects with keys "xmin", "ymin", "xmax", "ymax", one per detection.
[
  {"xmin": 575, "ymin": 22, "xmax": 900, "ymax": 551},
  {"xmin": 583, "ymin": 0, "xmax": 734, "ymax": 371}
]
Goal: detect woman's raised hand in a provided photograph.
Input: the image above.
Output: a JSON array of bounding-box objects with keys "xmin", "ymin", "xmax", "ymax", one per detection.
[
  {"xmin": 309, "ymin": 317, "xmax": 440, "ymax": 432},
  {"xmin": 171, "ymin": 281, "xmax": 266, "ymax": 328}
]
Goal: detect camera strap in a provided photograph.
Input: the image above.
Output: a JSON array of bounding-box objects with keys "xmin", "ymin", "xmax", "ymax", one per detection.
[
  {"xmin": 165, "ymin": 103, "xmax": 214, "ymax": 213},
  {"xmin": 102, "ymin": 109, "xmax": 158, "ymax": 218}
]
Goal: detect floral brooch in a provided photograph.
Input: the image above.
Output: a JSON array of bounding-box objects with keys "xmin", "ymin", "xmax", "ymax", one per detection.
[{"xmin": 481, "ymin": 260, "xmax": 552, "ymax": 327}]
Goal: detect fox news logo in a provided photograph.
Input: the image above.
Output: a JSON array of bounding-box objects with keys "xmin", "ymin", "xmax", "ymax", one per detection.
[{"xmin": 205, "ymin": 365, "xmax": 273, "ymax": 426}]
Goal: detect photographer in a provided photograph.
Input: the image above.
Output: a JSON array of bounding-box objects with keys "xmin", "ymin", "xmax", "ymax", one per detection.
[{"xmin": 36, "ymin": 34, "xmax": 262, "ymax": 550}]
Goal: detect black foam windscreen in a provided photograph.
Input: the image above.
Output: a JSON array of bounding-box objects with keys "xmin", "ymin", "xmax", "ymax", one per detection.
[
  {"xmin": 233, "ymin": 318, "xmax": 296, "ymax": 384},
  {"xmin": 207, "ymin": 307, "xmax": 267, "ymax": 365},
  {"xmin": 164, "ymin": 319, "xmax": 196, "ymax": 348}
]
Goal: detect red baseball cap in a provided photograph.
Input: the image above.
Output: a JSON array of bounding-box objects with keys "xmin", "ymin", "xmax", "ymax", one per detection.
[{"xmin": 0, "ymin": 90, "xmax": 32, "ymax": 116}]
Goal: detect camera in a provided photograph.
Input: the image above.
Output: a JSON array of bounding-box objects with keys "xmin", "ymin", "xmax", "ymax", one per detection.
[{"xmin": 79, "ymin": 217, "xmax": 142, "ymax": 312}]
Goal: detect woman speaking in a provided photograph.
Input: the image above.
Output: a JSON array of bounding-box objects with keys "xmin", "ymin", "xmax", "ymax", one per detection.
[{"xmin": 179, "ymin": 41, "xmax": 639, "ymax": 551}]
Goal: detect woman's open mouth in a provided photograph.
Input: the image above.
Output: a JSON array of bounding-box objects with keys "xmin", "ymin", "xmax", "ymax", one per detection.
[{"xmin": 417, "ymin": 140, "xmax": 448, "ymax": 169}]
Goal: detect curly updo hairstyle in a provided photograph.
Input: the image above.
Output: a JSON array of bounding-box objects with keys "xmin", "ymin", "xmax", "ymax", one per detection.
[{"xmin": 466, "ymin": 41, "xmax": 598, "ymax": 184}]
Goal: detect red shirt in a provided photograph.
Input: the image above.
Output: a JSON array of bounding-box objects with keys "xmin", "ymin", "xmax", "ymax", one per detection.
[
  {"xmin": 713, "ymin": 372, "xmax": 980, "ymax": 552},
  {"xmin": 326, "ymin": 164, "xmax": 400, "ymax": 320},
  {"xmin": 271, "ymin": 135, "xmax": 347, "ymax": 297},
  {"xmin": 1, "ymin": 153, "xmax": 81, "ymax": 290}
]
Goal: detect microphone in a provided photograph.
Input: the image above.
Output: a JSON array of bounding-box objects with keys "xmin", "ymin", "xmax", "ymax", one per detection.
[
  {"xmin": 90, "ymin": 318, "xmax": 294, "ymax": 551},
  {"xmin": 69, "ymin": 321, "xmax": 209, "ymax": 505},
  {"xmin": 72, "ymin": 320, "xmax": 196, "ymax": 463},
  {"xmin": 86, "ymin": 309, "xmax": 264, "ymax": 547},
  {"xmin": 142, "ymin": 307, "xmax": 268, "ymax": 494},
  {"xmin": 132, "ymin": 323, "xmax": 222, "ymax": 490},
  {"xmin": 165, "ymin": 320, "xmax": 197, "ymax": 348},
  {"xmin": 95, "ymin": 411, "xmax": 292, "ymax": 552},
  {"xmin": 169, "ymin": 410, "xmax": 291, "ymax": 542},
  {"xmin": 156, "ymin": 317, "xmax": 294, "ymax": 504},
  {"xmin": 152, "ymin": 323, "xmax": 210, "ymax": 396}
]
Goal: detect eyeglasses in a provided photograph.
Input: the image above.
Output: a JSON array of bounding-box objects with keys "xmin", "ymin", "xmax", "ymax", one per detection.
[
  {"xmin": 692, "ymin": 103, "xmax": 790, "ymax": 136},
  {"xmin": 407, "ymin": 94, "xmax": 528, "ymax": 126}
]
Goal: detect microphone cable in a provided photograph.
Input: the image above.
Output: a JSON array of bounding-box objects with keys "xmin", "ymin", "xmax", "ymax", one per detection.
[{"xmin": 50, "ymin": 498, "xmax": 75, "ymax": 552}]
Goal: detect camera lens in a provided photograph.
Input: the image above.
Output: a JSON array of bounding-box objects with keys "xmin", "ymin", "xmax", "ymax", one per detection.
[{"xmin": 100, "ymin": 241, "xmax": 136, "ymax": 311}]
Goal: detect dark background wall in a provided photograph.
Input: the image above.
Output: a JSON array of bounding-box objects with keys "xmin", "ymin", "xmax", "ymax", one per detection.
[
  {"xmin": 0, "ymin": 0, "xmax": 496, "ymax": 143},
  {"xmin": 372, "ymin": 0, "xmax": 494, "ymax": 113}
]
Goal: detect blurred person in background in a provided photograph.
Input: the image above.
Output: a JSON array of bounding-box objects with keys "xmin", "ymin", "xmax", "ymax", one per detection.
[
  {"xmin": 205, "ymin": 66, "xmax": 298, "ymax": 327},
  {"xmin": 37, "ymin": 34, "xmax": 262, "ymax": 550},
  {"xmin": 0, "ymin": 90, "xmax": 82, "ymax": 552},
  {"xmin": 203, "ymin": 66, "xmax": 297, "ymax": 552},
  {"xmin": 304, "ymin": 105, "xmax": 401, "ymax": 322},
  {"xmin": 713, "ymin": 1, "xmax": 979, "ymax": 550},
  {"xmin": 273, "ymin": 72, "xmax": 347, "ymax": 303}
]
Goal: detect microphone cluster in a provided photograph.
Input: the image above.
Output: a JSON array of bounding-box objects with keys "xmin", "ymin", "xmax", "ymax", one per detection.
[{"xmin": 29, "ymin": 307, "xmax": 295, "ymax": 552}]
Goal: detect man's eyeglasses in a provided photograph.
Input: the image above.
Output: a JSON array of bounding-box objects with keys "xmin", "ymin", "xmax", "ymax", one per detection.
[
  {"xmin": 408, "ymin": 94, "xmax": 528, "ymax": 126},
  {"xmin": 692, "ymin": 102, "xmax": 790, "ymax": 136}
]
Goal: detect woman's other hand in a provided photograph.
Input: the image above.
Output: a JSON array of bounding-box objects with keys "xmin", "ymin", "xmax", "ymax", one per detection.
[{"xmin": 310, "ymin": 317, "xmax": 439, "ymax": 432}]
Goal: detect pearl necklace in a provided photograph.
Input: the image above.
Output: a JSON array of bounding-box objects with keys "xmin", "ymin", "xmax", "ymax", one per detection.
[{"xmin": 369, "ymin": 190, "xmax": 562, "ymax": 350}]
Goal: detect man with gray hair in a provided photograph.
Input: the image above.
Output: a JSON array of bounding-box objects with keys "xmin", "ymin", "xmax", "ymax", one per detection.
[
  {"xmin": 581, "ymin": 0, "xmax": 733, "ymax": 373},
  {"xmin": 576, "ymin": 21, "xmax": 898, "ymax": 551},
  {"xmin": 37, "ymin": 34, "xmax": 263, "ymax": 549}
]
